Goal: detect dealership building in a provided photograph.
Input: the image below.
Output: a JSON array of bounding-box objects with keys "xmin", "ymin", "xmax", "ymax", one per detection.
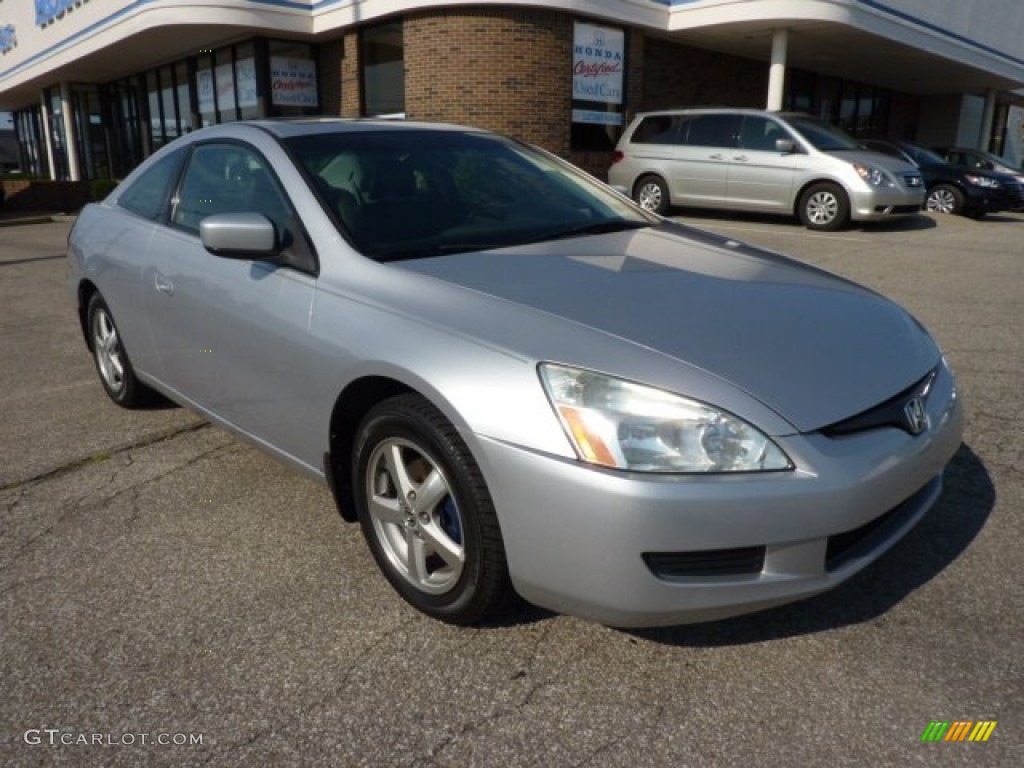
[{"xmin": 1, "ymin": 0, "xmax": 1022, "ymax": 182}]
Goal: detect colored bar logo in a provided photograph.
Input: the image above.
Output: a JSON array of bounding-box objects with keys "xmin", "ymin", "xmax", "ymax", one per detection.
[{"xmin": 921, "ymin": 721, "xmax": 996, "ymax": 742}]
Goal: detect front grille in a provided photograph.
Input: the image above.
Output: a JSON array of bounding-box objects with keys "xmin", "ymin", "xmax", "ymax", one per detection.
[
  {"xmin": 903, "ymin": 174, "xmax": 923, "ymax": 188},
  {"xmin": 643, "ymin": 546, "xmax": 765, "ymax": 580},
  {"xmin": 825, "ymin": 480, "xmax": 934, "ymax": 571},
  {"xmin": 822, "ymin": 368, "xmax": 936, "ymax": 437}
]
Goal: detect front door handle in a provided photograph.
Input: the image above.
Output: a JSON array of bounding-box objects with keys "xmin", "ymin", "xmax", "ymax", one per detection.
[
  {"xmin": 154, "ymin": 273, "xmax": 175, "ymax": 296},
  {"xmin": 709, "ymin": 153, "xmax": 726, "ymax": 161}
]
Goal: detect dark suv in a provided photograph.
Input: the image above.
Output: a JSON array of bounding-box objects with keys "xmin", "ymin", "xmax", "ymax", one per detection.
[
  {"xmin": 862, "ymin": 139, "xmax": 1016, "ymax": 218},
  {"xmin": 932, "ymin": 146, "xmax": 1024, "ymax": 211}
]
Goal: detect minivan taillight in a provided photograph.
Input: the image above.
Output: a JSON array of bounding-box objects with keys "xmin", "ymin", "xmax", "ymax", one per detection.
[{"xmin": 611, "ymin": 151, "xmax": 624, "ymax": 164}]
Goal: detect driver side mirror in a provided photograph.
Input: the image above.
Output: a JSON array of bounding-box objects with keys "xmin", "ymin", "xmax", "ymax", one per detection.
[
  {"xmin": 775, "ymin": 138, "xmax": 798, "ymax": 154},
  {"xmin": 199, "ymin": 213, "xmax": 277, "ymax": 258}
]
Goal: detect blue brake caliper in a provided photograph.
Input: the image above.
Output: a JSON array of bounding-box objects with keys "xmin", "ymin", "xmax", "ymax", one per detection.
[{"xmin": 438, "ymin": 497, "xmax": 462, "ymax": 544}]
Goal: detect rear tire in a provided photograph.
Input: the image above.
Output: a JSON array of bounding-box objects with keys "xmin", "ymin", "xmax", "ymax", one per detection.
[
  {"xmin": 86, "ymin": 293, "xmax": 155, "ymax": 408},
  {"xmin": 633, "ymin": 175, "xmax": 670, "ymax": 215},
  {"xmin": 352, "ymin": 394, "xmax": 510, "ymax": 625},
  {"xmin": 798, "ymin": 182, "xmax": 850, "ymax": 231}
]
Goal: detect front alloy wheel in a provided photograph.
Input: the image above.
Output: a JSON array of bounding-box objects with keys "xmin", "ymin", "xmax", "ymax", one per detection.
[
  {"xmin": 353, "ymin": 394, "xmax": 510, "ymax": 624},
  {"xmin": 925, "ymin": 184, "xmax": 964, "ymax": 215},
  {"xmin": 798, "ymin": 182, "xmax": 850, "ymax": 231}
]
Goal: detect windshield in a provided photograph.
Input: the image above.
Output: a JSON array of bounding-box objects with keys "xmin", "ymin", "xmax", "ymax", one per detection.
[
  {"xmin": 901, "ymin": 143, "xmax": 946, "ymax": 166},
  {"xmin": 783, "ymin": 114, "xmax": 861, "ymax": 151},
  {"xmin": 284, "ymin": 130, "xmax": 652, "ymax": 261}
]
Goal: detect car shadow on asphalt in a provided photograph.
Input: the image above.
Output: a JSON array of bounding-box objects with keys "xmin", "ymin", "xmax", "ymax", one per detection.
[
  {"xmin": 672, "ymin": 208, "xmax": 937, "ymax": 233},
  {"xmin": 626, "ymin": 442, "xmax": 993, "ymax": 646}
]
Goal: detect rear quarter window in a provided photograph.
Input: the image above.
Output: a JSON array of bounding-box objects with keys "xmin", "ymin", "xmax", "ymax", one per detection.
[
  {"xmin": 631, "ymin": 116, "xmax": 681, "ymax": 145},
  {"xmin": 116, "ymin": 148, "xmax": 187, "ymax": 221}
]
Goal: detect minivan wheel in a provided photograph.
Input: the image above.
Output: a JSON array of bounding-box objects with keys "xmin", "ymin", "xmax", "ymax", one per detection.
[
  {"xmin": 352, "ymin": 394, "xmax": 510, "ymax": 625},
  {"xmin": 633, "ymin": 175, "xmax": 670, "ymax": 215},
  {"xmin": 798, "ymin": 182, "xmax": 850, "ymax": 231},
  {"xmin": 925, "ymin": 184, "xmax": 964, "ymax": 215}
]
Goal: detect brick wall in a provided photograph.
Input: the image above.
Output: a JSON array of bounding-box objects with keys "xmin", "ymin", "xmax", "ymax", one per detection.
[
  {"xmin": 404, "ymin": 8, "xmax": 574, "ymax": 157},
  {"xmin": 340, "ymin": 31, "xmax": 362, "ymax": 117},
  {"xmin": 318, "ymin": 37, "xmax": 344, "ymax": 117}
]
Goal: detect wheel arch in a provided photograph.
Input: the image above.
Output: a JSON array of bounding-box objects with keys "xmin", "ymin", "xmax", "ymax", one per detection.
[
  {"xmin": 326, "ymin": 375, "xmax": 416, "ymax": 522},
  {"xmin": 791, "ymin": 176, "xmax": 850, "ymax": 218},
  {"xmin": 77, "ymin": 279, "xmax": 100, "ymax": 350}
]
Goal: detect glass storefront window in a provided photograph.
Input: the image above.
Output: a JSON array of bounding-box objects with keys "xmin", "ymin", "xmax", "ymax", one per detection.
[
  {"xmin": 216, "ymin": 48, "xmax": 238, "ymax": 122},
  {"xmin": 196, "ymin": 54, "xmax": 216, "ymax": 129},
  {"xmin": 47, "ymin": 88, "xmax": 70, "ymax": 180},
  {"xmin": 15, "ymin": 108, "xmax": 45, "ymax": 177},
  {"xmin": 269, "ymin": 40, "xmax": 318, "ymax": 115},
  {"xmin": 17, "ymin": 37, "xmax": 318, "ymax": 182},
  {"xmin": 362, "ymin": 22, "xmax": 404, "ymax": 117},
  {"xmin": 71, "ymin": 85, "xmax": 112, "ymax": 180},
  {"xmin": 147, "ymin": 70, "xmax": 164, "ymax": 149},
  {"xmin": 160, "ymin": 66, "xmax": 178, "ymax": 141},
  {"xmin": 176, "ymin": 61, "xmax": 193, "ymax": 135},
  {"xmin": 235, "ymin": 42, "xmax": 261, "ymax": 120}
]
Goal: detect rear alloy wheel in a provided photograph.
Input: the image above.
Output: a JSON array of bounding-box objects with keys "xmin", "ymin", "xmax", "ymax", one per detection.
[
  {"xmin": 798, "ymin": 182, "xmax": 850, "ymax": 231},
  {"xmin": 633, "ymin": 175, "xmax": 670, "ymax": 215},
  {"xmin": 925, "ymin": 184, "xmax": 964, "ymax": 215},
  {"xmin": 353, "ymin": 394, "xmax": 510, "ymax": 625},
  {"xmin": 86, "ymin": 293, "xmax": 154, "ymax": 408}
]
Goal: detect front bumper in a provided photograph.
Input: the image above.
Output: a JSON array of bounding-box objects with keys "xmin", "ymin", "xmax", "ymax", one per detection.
[
  {"xmin": 962, "ymin": 184, "xmax": 1015, "ymax": 214},
  {"xmin": 474, "ymin": 364, "xmax": 963, "ymax": 627},
  {"xmin": 850, "ymin": 185, "xmax": 925, "ymax": 222}
]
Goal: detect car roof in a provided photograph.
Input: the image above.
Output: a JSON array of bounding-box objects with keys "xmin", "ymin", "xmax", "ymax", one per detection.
[{"xmin": 236, "ymin": 117, "xmax": 490, "ymax": 139}]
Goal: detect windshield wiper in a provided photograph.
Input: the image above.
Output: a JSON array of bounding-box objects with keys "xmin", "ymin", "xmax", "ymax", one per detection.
[{"xmin": 533, "ymin": 220, "xmax": 650, "ymax": 243}]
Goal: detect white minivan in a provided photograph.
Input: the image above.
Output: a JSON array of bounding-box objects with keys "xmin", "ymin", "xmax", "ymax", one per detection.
[{"xmin": 608, "ymin": 108, "xmax": 925, "ymax": 231}]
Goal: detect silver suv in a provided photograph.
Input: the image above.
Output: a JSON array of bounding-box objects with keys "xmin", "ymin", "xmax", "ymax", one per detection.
[{"xmin": 609, "ymin": 109, "xmax": 925, "ymax": 231}]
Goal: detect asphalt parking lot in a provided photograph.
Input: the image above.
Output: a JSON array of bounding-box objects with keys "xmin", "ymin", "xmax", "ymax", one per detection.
[{"xmin": 1, "ymin": 209, "xmax": 1021, "ymax": 767}]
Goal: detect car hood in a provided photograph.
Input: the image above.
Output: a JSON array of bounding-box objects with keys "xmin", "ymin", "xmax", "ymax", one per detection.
[
  {"xmin": 393, "ymin": 224, "xmax": 939, "ymax": 433},
  {"xmin": 826, "ymin": 148, "xmax": 918, "ymax": 175}
]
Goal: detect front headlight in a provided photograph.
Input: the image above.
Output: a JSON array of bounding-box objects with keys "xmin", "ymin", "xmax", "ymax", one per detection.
[
  {"xmin": 539, "ymin": 364, "xmax": 792, "ymax": 473},
  {"xmin": 964, "ymin": 174, "xmax": 999, "ymax": 188},
  {"xmin": 853, "ymin": 163, "xmax": 894, "ymax": 187}
]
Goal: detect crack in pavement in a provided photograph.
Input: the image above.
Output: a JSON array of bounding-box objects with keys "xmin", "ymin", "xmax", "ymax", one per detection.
[
  {"xmin": 0, "ymin": 426, "xmax": 233, "ymax": 575},
  {"xmin": 0, "ymin": 420, "xmax": 211, "ymax": 493}
]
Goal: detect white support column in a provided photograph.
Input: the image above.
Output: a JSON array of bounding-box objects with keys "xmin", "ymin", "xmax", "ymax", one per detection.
[
  {"xmin": 979, "ymin": 88, "xmax": 997, "ymax": 151},
  {"xmin": 766, "ymin": 28, "xmax": 788, "ymax": 112},
  {"xmin": 60, "ymin": 82, "xmax": 81, "ymax": 181},
  {"xmin": 39, "ymin": 92, "xmax": 56, "ymax": 181}
]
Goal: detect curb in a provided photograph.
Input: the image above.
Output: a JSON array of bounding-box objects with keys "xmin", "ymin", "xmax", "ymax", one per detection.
[{"xmin": 0, "ymin": 214, "xmax": 75, "ymax": 227}]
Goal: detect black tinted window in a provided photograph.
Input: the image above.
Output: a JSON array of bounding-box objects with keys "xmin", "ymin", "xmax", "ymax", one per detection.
[
  {"xmin": 632, "ymin": 116, "xmax": 680, "ymax": 145},
  {"xmin": 683, "ymin": 114, "xmax": 740, "ymax": 148},
  {"xmin": 172, "ymin": 143, "xmax": 295, "ymax": 237},
  {"xmin": 286, "ymin": 130, "xmax": 648, "ymax": 261},
  {"xmin": 738, "ymin": 116, "xmax": 786, "ymax": 151},
  {"xmin": 117, "ymin": 148, "xmax": 186, "ymax": 220}
]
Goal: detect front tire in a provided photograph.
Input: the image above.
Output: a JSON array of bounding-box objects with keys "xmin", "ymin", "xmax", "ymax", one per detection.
[
  {"xmin": 925, "ymin": 184, "xmax": 964, "ymax": 215},
  {"xmin": 633, "ymin": 175, "xmax": 670, "ymax": 215},
  {"xmin": 798, "ymin": 182, "xmax": 850, "ymax": 231},
  {"xmin": 86, "ymin": 293, "xmax": 154, "ymax": 408},
  {"xmin": 352, "ymin": 394, "xmax": 510, "ymax": 625}
]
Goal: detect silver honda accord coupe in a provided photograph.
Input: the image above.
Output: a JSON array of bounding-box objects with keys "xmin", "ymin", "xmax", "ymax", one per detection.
[{"xmin": 67, "ymin": 119, "xmax": 963, "ymax": 627}]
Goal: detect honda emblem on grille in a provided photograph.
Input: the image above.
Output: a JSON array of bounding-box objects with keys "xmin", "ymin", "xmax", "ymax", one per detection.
[{"xmin": 903, "ymin": 396, "xmax": 929, "ymax": 435}]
